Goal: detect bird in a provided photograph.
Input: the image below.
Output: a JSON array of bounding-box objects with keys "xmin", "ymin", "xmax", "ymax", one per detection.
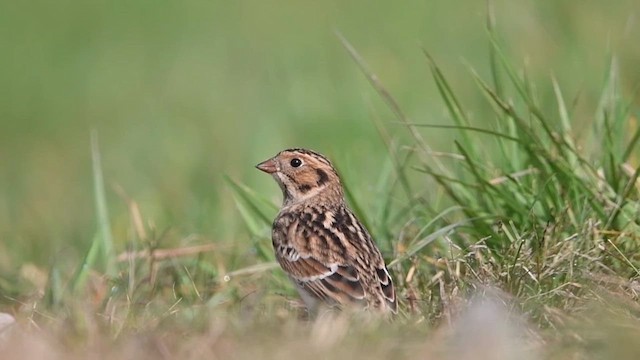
[{"xmin": 255, "ymin": 148, "xmax": 397, "ymax": 314}]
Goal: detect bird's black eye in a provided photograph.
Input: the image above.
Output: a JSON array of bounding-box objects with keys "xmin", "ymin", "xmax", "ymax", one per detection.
[{"xmin": 290, "ymin": 158, "xmax": 302, "ymax": 168}]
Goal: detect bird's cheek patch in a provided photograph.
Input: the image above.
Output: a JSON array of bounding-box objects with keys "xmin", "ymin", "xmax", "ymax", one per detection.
[
  {"xmin": 316, "ymin": 169, "xmax": 329, "ymax": 186},
  {"xmin": 298, "ymin": 184, "xmax": 312, "ymax": 193}
]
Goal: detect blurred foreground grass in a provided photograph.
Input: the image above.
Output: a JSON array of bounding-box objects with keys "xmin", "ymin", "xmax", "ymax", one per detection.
[{"xmin": 1, "ymin": 0, "xmax": 640, "ymax": 359}]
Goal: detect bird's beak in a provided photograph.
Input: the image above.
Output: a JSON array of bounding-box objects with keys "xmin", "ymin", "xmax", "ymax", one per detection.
[{"xmin": 255, "ymin": 158, "xmax": 278, "ymax": 174}]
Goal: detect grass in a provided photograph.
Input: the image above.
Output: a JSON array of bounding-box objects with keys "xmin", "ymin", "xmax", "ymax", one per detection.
[{"xmin": 1, "ymin": 1, "xmax": 640, "ymax": 359}]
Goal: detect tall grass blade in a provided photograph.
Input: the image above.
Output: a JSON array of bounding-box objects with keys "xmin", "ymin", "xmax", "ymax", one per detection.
[
  {"xmin": 335, "ymin": 30, "xmax": 447, "ymax": 174},
  {"xmin": 424, "ymin": 50, "xmax": 475, "ymax": 152},
  {"xmin": 224, "ymin": 175, "xmax": 278, "ymax": 227},
  {"xmin": 71, "ymin": 232, "xmax": 103, "ymax": 293},
  {"xmin": 552, "ymin": 77, "xmax": 578, "ymax": 167},
  {"xmin": 91, "ymin": 130, "xmax": 116, "ymax": 277},
  {"xmin": 485, "ymin": 0, "xmax": 503, "ymax": 99}
]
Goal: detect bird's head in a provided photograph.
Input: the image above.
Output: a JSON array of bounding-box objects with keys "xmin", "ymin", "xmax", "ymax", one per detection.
[{"xmin": 256, "ymin": 148, "xmax": 343, "ymax": 206}]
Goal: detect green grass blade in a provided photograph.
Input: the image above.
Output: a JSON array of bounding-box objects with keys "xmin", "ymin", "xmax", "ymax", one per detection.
[
  {"xmin": 424, "ymin": 50, "xmax": 475, "ymax": 153},
  {"xmin": 224, "ymin": 175, "xmax": 278, "ymax": 228},
  {"xmin": 91, "ymin": 130, "xmax": 116, "ymax": 277},
  {"xmin": 71, "ymin": 232, "xmax": 103, "ymax": 294}
]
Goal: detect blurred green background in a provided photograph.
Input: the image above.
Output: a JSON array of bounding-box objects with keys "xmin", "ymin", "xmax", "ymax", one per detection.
[{"xmin": 0, "ymin": 0, "xmax": 638, "ymax": 271}]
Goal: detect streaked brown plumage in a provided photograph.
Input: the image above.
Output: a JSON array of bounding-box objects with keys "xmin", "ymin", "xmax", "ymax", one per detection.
[{"xmin": 256, "ymin": 148, "xmax": 397, "ymax": 314}]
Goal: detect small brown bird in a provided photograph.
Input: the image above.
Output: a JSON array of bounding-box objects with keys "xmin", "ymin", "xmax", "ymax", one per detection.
[{"xmin": 256, "ymin": 148, "xmax": 397, "ymax": 314}]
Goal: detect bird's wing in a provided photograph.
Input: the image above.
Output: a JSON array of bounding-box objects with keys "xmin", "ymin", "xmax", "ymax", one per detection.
[
  {"xmin": 338, "ymin": 207, "xmax": 397, "ymax": 312},
  {"xmin": 374, "ymin": 263, "xmax": 397, "ymax": 312},
  {"xmin": 273, "ymin": 216, "xmax": 366, "ymax": 307}
]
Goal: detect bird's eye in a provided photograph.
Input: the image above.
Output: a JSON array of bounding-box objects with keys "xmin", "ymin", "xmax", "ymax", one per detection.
[{"xmin": 290, "ymin": 158, "xmax": 302, "ymax": 168}]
